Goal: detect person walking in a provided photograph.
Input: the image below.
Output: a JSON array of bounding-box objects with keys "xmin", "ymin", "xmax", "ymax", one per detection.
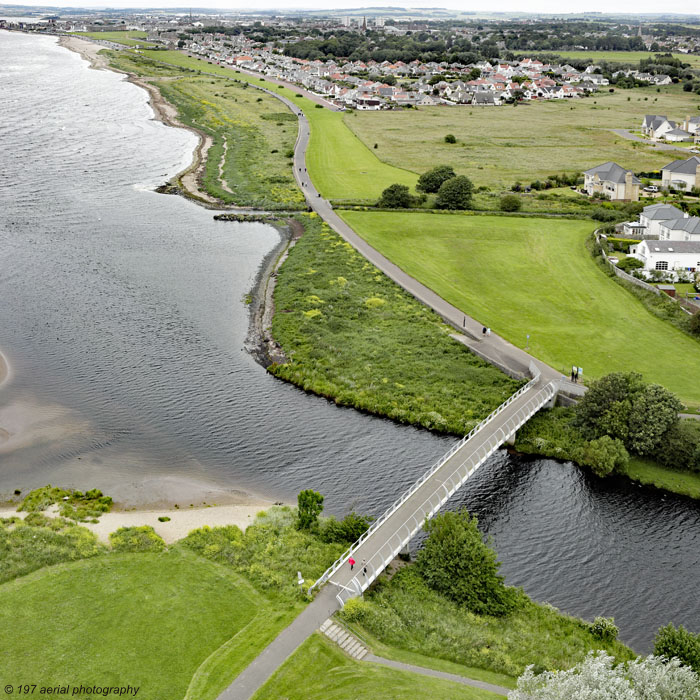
[
  {"xmin": 362, "ymin": 559, "xmax": 367, "ymax": 577},
  {"xmin": 571, "ymin": 367, "xmax": 575, "ymax": 382},
  {"xmin": 486, "ymin": 327, "xmax": 491, "ymax": 337},
  {"xmin": 482, "ymin": 326, "xmax": 487, "ymax": 337},
  {"xmin": 348, "ymin": 556, "xmax": 355, "ymax": 571},
  {"xmin": 574, "ymin": 367, "xmax": 579, "ymax": 383}
]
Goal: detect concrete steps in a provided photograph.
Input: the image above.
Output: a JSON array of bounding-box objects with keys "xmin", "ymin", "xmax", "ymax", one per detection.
[{"xmin": 320, "ymin": 618, "xmax": 368, "ymax": 660}]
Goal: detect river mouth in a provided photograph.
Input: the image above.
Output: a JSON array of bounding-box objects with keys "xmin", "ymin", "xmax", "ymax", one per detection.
[{"xmin": 2, "ymin": 31, "xmax": 700, "ymax": 654}]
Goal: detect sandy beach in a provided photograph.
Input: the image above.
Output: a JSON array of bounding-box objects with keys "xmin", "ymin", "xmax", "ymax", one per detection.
[{"xmin": 0, "ymin": 497, "xmax": 276, "ymax": 544}]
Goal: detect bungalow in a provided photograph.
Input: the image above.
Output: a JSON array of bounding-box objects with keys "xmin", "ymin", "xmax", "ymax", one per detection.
[
  {"xmin": 661, "ymin": 155, "xmax": 700, "ymax": 192},
  {"xmin": 630, "ymin": 239, "xmax": 700, "ymax": 278},
  {"xmin": 664, "ymin": 128, "xmax": 693, "ymax": 143},
  {"xmin": 583, "ymin": 162, "xmax": 640, "ymax": 201}
]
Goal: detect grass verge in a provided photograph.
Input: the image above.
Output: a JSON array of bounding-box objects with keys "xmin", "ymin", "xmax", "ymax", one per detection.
[
  {"xmin": 253, "ymin": 633, "xmax": 503, "ymax": 700},
  {"xmin": 269, "ymin": 215, "xmax": 522, "ymax": 435},
  {"xmin": 339, "ymin": 210, "xmax": 700, "ymax": 406}
]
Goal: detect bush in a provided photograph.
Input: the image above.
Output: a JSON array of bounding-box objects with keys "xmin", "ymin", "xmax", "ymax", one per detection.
[
  {"xmin": 651, "ymin": 420, "xmax": 700, "ymax": 471},
  {"xmin": 690, "ymin": 312, "xmax": 700, "ymax": 337},
  {"xmin": 109, "ymin": 526, "xmax": 166, "ymax": 553},
  {"xmin": 574, "ymin": 373, "xmax": 682, "ymax": 455},
  {"xmin": 655, "ymin": 623, "xmax": 700, "ymax": 673},
  {"xmin": 435, "ymin": 175, "xmax": 474, "ymax": 210},
  {"xmin": 158, "ymin": 516, "xmax": 171, "ymax": 522},
  {"xmin": 499, "ymin": 194, "xmax": 522, "ymax": 212},
  {"xmin": 607, "ymin": 237, "xmax": 640, "ymax": 253},
  {"xmin": 590, "ymin": 616, "xmax": 619, "ymax": 642},
  {"xmin": 417, "ymin": 165, "xmax": 456, "ymax": 193},
  {"xmin": 319, "ymin": 511, "xmax": 372, "ymax": 544},
  {"xmin": 416, "ymin": 510, "xmax": 521, "ymax": 616},
  {"xmin": 577, "ymin": 436, "xmax": 629, "ymax": 478},
  {"xmin": 592, "ymin": 207, "xmax": 620, "ymax": 222},
  {"xmin": 377, "ymin": 183, "xmax": 413, "ymax": 208},
  {"xmin": 444, "ymin": 133, "xmax": 457, "ymax": 143},
  {"xmin": 340, "ymin": 597, "xmax": 370, "ymax": 623},
  {"xmin": 616, "ymin": 257, "xmax": 644, "ymax": 272}
]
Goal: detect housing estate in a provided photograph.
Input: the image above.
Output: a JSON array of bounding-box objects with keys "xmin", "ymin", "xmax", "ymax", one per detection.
[
  {"xmin": 583, "ymin": 162, "xmax": 640, "ymax": 201},
  {"xmin": 661, "ymin": 155, "xmax": 700, "ymax": 192},
  {"xmin": 641, "ymin": 114, "xmax": 700, "ymax": 143}
]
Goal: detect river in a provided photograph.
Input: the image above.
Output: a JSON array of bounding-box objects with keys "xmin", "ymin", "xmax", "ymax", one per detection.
[{"xmin": 0, "ymin": 31, "xmax": 698, "ymax": 653}]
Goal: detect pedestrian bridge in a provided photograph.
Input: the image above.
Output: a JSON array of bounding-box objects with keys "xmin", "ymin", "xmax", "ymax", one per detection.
[{"xmin": 309, "ymin": 362, "xmax": 559, "ymax": 607}]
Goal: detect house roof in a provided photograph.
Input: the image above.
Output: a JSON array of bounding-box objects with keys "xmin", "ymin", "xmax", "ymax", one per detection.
[
  {"xmin": 665, "ymin": 128, "xmax": 691, "ymax": 137},
  {"xmin": 659, "ymin": 217, "xmax": 700, "ymax": 234},
  {"xmin": 642, "ymin": 203, "xmax": 684, "ymax": 220},
  {"xmin": 641, "ymin": 240, "xmax": 700, "ymax": 254},
  {"xmin": 583, "ymin": 162, "xmax": 641, "ymax": 185},
  {"xmin": 662, "ymin": 156, "xmax": 700, "ymax": 174}
]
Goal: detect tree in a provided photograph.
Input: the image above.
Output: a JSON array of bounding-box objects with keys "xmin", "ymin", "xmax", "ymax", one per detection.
[
  {"xmin": 510, "ymin": 651, "xmax": 700, "ymax": 699},
  {"xmin": 578, "ymin": 436, "xmax": 629, "ymax": 478},
  {"xmin": 444, "ymin": 133, "xmax": 457, "ymax": 144},
  {"xmin": 417, "ymin": 165, "xmax": 457, "ymax": 193},
  {"xmin": 574, "ymin": 373, "xmax": 682, "ymax": 455},
  {"xmin": 655, "ymin": 623, "xmax": 700, "ymax": 673},
  {"xmin": 296, "ymin": 489, "xmax": 323, "ymax": 530},
  {"xmin": 499, "ymin": 194, "xmax": 522, "ymax": 212},
  {"xmin": 690, "ymin": 312, "xmax": 700, "ymax": 337},
  {"xmin": 435, "ymin": 175, "xmax": 474, "ymax": 210},
  {"xmin": 416, "ymin": 510, "xmax": 521, "ymax": 616},
  {"xmin": 377, "ymin": 183, "xmax": 413, "ymax": 208}
]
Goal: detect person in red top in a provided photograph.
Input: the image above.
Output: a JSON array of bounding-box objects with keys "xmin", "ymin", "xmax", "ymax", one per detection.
[{"xmin": 348, "ymin": 557, "xmax": 355, "ymax": 571}]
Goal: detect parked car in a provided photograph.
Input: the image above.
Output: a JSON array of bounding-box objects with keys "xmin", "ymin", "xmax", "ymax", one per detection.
[
  {"xmin": 644, "ymin": 185, "xmax": 659, "ymax": 192},
  {"xmin": 690, "ymin": 148, "xmax": 700, "ymax": 154}
]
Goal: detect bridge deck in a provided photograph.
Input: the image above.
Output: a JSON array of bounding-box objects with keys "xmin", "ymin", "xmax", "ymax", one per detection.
[{"xmin": 323, "ymin": 375, "xmax": 558, "ymax": 604}]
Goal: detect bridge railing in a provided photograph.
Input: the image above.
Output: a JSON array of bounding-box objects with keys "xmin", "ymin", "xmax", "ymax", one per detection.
[
  {"xmin": 334, "ymin": 380, "xmax": 557, "ymax": 606},
  {"xmin": 308, "ymin": 363, "xmax": 544, "ymax": 595}
]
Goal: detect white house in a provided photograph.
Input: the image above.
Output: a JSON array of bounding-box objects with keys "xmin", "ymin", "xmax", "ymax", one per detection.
[
  {"xmin": 664, "ymin": 128, "xmax": 693, "ymax": 143},
  {"xmin": 630, "ymin": 239, "xmax": 700, "ymax": 278},
  {"xmin": 638, "ymin": 203, "xmax": 685, "ymax": 238},
  {"xmin": 583, "ymin": 162, "xmax": 640, "ymax": 201},
  {"xmin": 658, "ymin": 216, "xmax": 700, "ymax": 241},
  {"xmin": 661, "ymin": 155, "xmax": 700, "ymax": 192},
  {"xmin": 641, "ymin": 115, "xmax": 677, "ymax": 140}
]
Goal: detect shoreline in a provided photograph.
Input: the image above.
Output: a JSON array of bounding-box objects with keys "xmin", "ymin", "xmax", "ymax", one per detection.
[
  {"xmin": 58, "ymin": 35, "xmax": 221, "ymax": 206},
  {"xmin": 0, "ymin": 499, "xmax": 280, "ymax": 544}
]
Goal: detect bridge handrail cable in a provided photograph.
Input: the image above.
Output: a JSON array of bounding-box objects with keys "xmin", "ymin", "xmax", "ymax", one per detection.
[{"xmin": 309, "ymin": 363, "xmax": 544, "ymax": 594}]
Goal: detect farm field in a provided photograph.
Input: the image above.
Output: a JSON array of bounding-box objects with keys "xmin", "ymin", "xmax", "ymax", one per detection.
[
  {"xmin": 346, "ymin": 85, "xmax": 698, "ymax": 190},
  {"xmin": 75, "ymin": 30, "xmax": 153, "ymax": 47},
  {"xmin": 552, "ymin": 49, "xmax": 700, "ymax": 68},
  {"xmin": 252, "ymin": 634, "xmax": 502, "ymax": 700},
  {"xmin": 137, "ymin": 50, "xmax": 416, "ymax": 201},
  {"xmin": 0, "ymin": 548, "xmax": 300, "ymax": 700},
  {"xmin": 339, "ymin": 211, "xmax": 700, "ymax": 406}
]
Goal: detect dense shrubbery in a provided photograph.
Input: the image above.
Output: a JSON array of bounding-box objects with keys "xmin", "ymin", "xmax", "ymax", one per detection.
[
  {"xmin": 416, "ymin": 165, "xmax": 456, "ymax": 193},
  {"xmin": 0, "ymin": 516, "xmax": 103, "ymax": 583},
  {"xmin": 109, "ymin": 526, "xmax": 166, "ymax": 553},
  {"xmin": 435, "ymin": 175, "xmax": 474, "ymax": 210},
  {"xmin": 511, "ymin": 651, "xmax": 700, "ymax": 699},
  {"xmin": 180, "ymin": 506, "xmax": 345, "ymax": 599},
  {"xmin": 377, "ymin": 183, "xmax": 414, "ymax": 208},
  {"xmin": 500, "ymin": 194, "xmax": 522, "ymax": 212},
  {"xmin": 417, "ymin": 510, "xmax": 522, "ymax": 617},
  {"xmin": 578, "ymin": 436, "xmax": 629, "ymax": 478},
  {"xmin": 616, "ymin": 257, "xmax": 644, "ymax": 272},
  {"xmin": 574, "ymin": 372, "xmax": 682, "ymax": 456},
  {"xmin": 655, "ymin": 623, "xmax": 700, "ymax": 673},
  {"xmin": 318, "ymin": 511, "xmax": 372, "ymax": 544}
]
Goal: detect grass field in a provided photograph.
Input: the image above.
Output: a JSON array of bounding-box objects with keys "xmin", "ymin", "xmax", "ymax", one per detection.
[
  {"xmin": 75, "ymin": 31, "xmax": 153, "ymax": 47},
  {"xmin": 270, "ymin": 215, "xmax": 521, "ymax": 435},
  {"xmin": 346, "ymin": 85, "xmax": 699, "ymax": 190},
  {"xmin": 0, "ymin": 548, "xmax": 301, "ymax": 700},
  {"xmin": 136, "ymin": 50, "xmax": 416, "ymax": 201},
  {"xmin": 339, "ymin": 211, "xmax": 700, "ymax": 406},
  {"xmin": 551, "ymin": 50, "xmax": 700, "ymax": 69},
  {"xmin": 106, "ymin": 51, "xmax": 304, "ymax": 208},
  {"xmin": 253, "ymin": 634, "xmax": 503, "ymax": 700}
]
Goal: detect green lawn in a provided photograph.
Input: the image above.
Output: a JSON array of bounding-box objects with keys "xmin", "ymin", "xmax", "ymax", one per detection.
[
  {"xmin": 253, "ymin": 634, "xmax": 503, "ymax": 700},
  {"xmin": 75, "ymin": 30, "xmax": 153, "ymax": 47},
  {"xmin": 626, "ymin": 455, "xmax": 700, "ymax": 499},
  {"xmin": 0, "ymin": 548, "xmax": 300, "ymax": 700},
  {"xmin": 552, "ymin": 50, "xmax": 700, "ymax": 68},
  {"xmin": 270, "ymin": 215, "xmax": 521, "ymax": 435},
  {"xmin": 137, "ymin": 50, "xmax": 417, "ymax": 201},
  {"xmin": 345, "ymin": 85, "xmax": 698, "ymax": 190},
  {"xmin": 339, "ymin": 211, "xmax": 700, "ymax": 406}
]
